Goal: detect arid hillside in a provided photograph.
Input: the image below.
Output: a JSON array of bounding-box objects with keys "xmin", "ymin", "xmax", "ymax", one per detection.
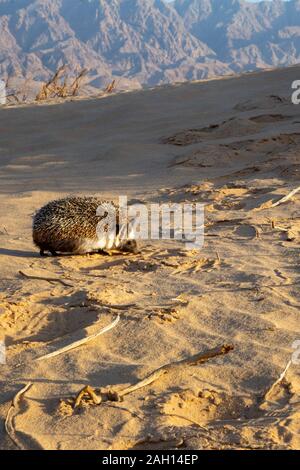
[{"xmin": 1, "ymin": 0, "xmax": 300, "ymax": 92}]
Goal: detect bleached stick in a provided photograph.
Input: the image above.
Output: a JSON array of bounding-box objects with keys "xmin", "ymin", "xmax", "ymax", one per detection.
[
  {"xmin": 269, "ymin": 186, "xmax": 300, "ymax": 208},
  {"xmin": 264, "ymin": 359, "xmax": 292, "ymax": 401},
  {"xmin": 5, "ymin": 383, "xmax": 33, "ymax": 450},
  {"xmin": 74, "ymin": 344, "xmax": 234, "ymax": 407},
  {"xmin": 116, "ymin": 344, "xmax": 234, "ymax": 399},
  {"xmin": 35, "ymin": 314, "xmax": 120, "ymax": 362}
]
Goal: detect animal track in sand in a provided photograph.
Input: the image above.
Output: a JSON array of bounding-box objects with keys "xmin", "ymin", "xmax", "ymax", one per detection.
[
  {"xmin": 171, "ymin": 257, "xmax": 221, "ymax": 275},
  {"xmin": 86, "ymin": 286, "xmax": 139, "ymax": 307},
  {"xmin": 160, "ymin": 183, "xmax": 272, "ymax": 213},
  {"xmin": 160, "ymin": 389, "xmax": 260, "ymax": 427},
  {"xmin": 124, "ymin": 260, "xmax": 160, "ymax": 273},
  {"xmin": 160, "ymin": 382, "xmax": 298, "ymax": 438}
]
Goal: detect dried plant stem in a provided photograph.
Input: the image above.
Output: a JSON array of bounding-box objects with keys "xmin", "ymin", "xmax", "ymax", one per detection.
[
  {"xmin": 264, "ymin": 359, "xmax": 292, "ymax": 401},
  {"xmin": 5, "ymin": 383, "xmax": 33, "ymax": 449},
  {"xmin": 275, "ymin": 225, "xmax": 289, "ymax": 232},
  {"xmin": 271, "ymin": 224, "xmax": 297, "ymax": 241},
  {"xmin": 36, "ymin": 65, "xmax": 66, "ymax": 100},
  {"xmin": 36, "ymin": 314, "xmax": 120, "ymax": 362},
  {"xmin": 36, "ymin": 66, "xmax": 88, "ymax": 101},
  {"xmin": 74, "ymin": 386, "xmax": 102, "ymax": 407},
  {"xmin": 116, "ymin": 344, "xmax": 234, "ymax": 399},
  {"xmin": 104, "ymin": 79, "xmax": 116, "ymax": 94},
  {"xmin": 70, "ymin": 68, "xmax": 88, "ymax": 96},
  {"xmin": 74, "ymin": 344, "xmax": 234, "ymax": 407},
  {"xmin": 100, "ymin": 302, "xmax": 137, "ymax": 310},
  {"xmin": 270, "ymin": 186, "xmax": 300, "ymax": 208},
  {"xmin": 19, "ymin": 270, "xmax": 73, "ymax": 287}
]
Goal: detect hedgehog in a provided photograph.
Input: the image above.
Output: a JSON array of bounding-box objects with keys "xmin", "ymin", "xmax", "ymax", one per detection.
[{"xmin": 32, "ymin": 196, "xmax": 138, "ymax": 256}]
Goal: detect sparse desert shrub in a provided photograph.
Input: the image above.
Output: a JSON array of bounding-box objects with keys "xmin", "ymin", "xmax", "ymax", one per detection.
[
  {"xmin": 104, "ymin": 79, "xmax": 116, "ymax": 94},
  {"xmin": 36, "ymin": 66, "xmax": 88, "ymax": 101},
  {"xmin": 2, "ymin": 68, "xmax": 119, "ymax": 105}
]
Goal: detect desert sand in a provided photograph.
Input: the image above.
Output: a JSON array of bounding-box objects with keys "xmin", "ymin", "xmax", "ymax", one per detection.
[{"xmin": 0, "ymin": 66, "xmax": 300, "ymax": 450}]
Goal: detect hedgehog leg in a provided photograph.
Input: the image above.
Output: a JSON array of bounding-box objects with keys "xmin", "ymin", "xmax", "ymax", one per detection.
[
  {"xmin": 50, "ymin": 250, "xmax": 58, "ymax": 257},
  {"xmin": 40, "ymin": 249, "xmax": 47, "ymax": 257},
  {"xmin": 98, "ymin": 249, "xmax": 112, "ymax": 256}
]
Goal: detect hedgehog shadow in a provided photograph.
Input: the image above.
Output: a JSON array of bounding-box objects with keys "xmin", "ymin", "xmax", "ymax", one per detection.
[
  {"xmin": 0, "ymin": 247, "xmax": 114, "ymax": 259},
  {"xmin": 0, "ymin": 248, "xmax": 39, "ymax": 258}
]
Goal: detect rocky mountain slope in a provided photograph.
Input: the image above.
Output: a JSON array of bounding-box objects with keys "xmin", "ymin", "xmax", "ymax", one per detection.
[{"xmin": 0, "ymin": 0, "xmax": 299, "ymax": 90}]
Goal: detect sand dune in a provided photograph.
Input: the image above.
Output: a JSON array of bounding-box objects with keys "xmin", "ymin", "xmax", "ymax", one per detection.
[{"xmin": 0, "ymin": 66, "xmax": 300, "ymax": 450}]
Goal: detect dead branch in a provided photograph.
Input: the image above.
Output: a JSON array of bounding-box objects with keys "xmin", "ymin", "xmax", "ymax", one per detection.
[
  {"xmin": 48, "ymin": 64, "xmax": 66, "ymax": 88},
  {"xmin": 70, "ymin": 68, "xmax": 88, "ymax": 96},
  {"xmin": 36, "ymin": 65, "xmax": 66, "ymax": 101},
  {"xmin": 74, "ymin": 385, "xmax": 102, "ymax": 407},
  {"xmin": 6, "ymin": 93, "xmax": 20, "ymax": 103},
  {"xmin": 5, "ymin": 383, "xmax": 33, "ymax": 450},
  {"xmin": 100, "ymin": 302, "xmax": 137, "ymax": 310},
  {"xmin": 36, "ymin": 66, "xmax": 88, "ymax": 101},
  {"xmin": 4, "ymin": 76, "xmax": 33, "ymax": 104},
  {"xmin": 104, "ymin": 79, "xmax": 116, "ymax": 94},
  {"xmin": 269, "ymin": 186, "xmax": 300, "ymax": 208},
  {"xmin": 271, "ymin": 223, "xmax": 297, "ymax": 241},
  {"xmin": 263, "ymin": 359, "xmax": 292, "ymax": 402},
  {"xmin": 35, "ymin": 314, "xmax": 120, "ymax": 362},
  {"xmin": 74, "ymin": 344, "xmax": 234, "ymax": 407},
  {"xmin": 19, "ymin": 270, "xmax": 73, "ymax": 287}
]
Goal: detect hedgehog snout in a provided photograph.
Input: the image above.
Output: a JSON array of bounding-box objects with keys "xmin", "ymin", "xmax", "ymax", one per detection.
[{"xmin": 120, "ymin": 239, "xmax": 138, "ymax": 254}]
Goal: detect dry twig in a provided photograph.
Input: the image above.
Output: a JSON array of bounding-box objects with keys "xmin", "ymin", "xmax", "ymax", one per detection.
[
  {"xmin": 263, "ymin": 359, "xmax": 292, "ymax": 402},
  {"xmin": 100, "ymin": 302, "xmax": 137, "ymax": 310},
  {"xmin": 36, "ymin": 65, "xmax": 66, "ymax": 101},
  {"xmin": 36, "ymin": 66, "xmax": 88, "ymax": 101},
  {"xmin": 104, "ymin": 79, "xmax": 116, "ymax": 94},
  {"xmin": 74, "ymin": 344, "xmax": 234, "ymax": 407},
  {"xmin": 271, "ymin": 223, "xmax": 297, "ymax": 241},
  {"xmin": 269, "ymin": 186, "xmax": 300, "ymax": 208},
  {"xmin": 70, "ymin": 68, "xmax": 88, "ymax": 96},
  {"xmin": 19, "ymin": 270, "xmax": 73, "ymax": 287},
  {"xmin": 5, "ymin": 383, "xmax": 33, "ymax": 449},
  {"xmin": 36, "ymin": 314, "xmax": 120, "ymax": 362}
]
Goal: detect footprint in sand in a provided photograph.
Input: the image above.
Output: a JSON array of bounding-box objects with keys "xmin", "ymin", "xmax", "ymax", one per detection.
[{"xmin": 160, "ymin": 389, "xmax": 260, "ymax": 428}]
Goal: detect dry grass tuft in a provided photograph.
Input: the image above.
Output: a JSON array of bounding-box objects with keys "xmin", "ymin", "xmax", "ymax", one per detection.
[{"xmin": 104, "ymin": 79, "xmax": 116, "ymax": 94}]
